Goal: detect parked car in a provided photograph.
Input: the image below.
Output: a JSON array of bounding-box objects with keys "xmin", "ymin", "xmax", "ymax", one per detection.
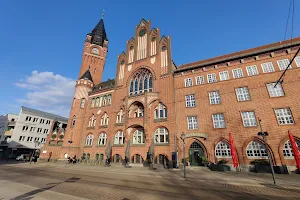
[{"xmin": 16, "ymin": 154, "xmax": 28, "ymax": 161}]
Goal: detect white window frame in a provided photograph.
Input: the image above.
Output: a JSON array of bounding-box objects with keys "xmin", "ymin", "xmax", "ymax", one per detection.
[
  {"xmin": 209, "ymin": 91, "xmax": 221, "ymax": 104},
  {"xmin": 232, "ymin": 68, "xmax": 244, "ymax": 79},
  {"xmin": 133, "ymin": 129, "xmax": 144, "ymax": 144},
  {"xmin": 114, "ymin": 131, "xmax": 124, "ymax": 145},
  {"xmin": 235, "ymin": 87, "xmax": 250, "ymax": 101},
  {"xmin": 212, "ymin": 114, "xmax": 226, "ymax": 128},
  {"xmin": 195, "ymin": 76, "xmax": 204, "ymax": 85},
  {"xmin": 266, "ymin": 82, "xmax": 284, "ymax": 97},
  {"xmin": 207, "ymin": 73, "xmax": 217, "ymax": 83},
  {"xmin": 154, "ymin": 127, "xmax": 169, "ymax": 144},
  {"xmin": 295, "ymin": 56, "xmax": 300, "ymax": 67},
  {"xmin": 184, "ymin": 78, "xmax": 193, "ymax": 87},
  {"xmin": 261, "ymin": 62, "xmax": 275, "ymax": 73},
  {"xmin": 98, "ymin": 133, "xmax": 107, "ymax": 146},
  {"xmin": 85, "ymin": 134, "xmax": 94, "ymax": 146},
  {"xmin": 246, "ymin": 141, "xmax": 268, "ymax": 158},
  {"xmin": 274, "ymin": 108, "xmax": 294, "ymax": 125},
  {"xmin": 100, "ymin": 113, "xmax": 109, "ymax": 126},
  {"xmin": 219, "ymin": 71, "xmax": 230, "ymax": 81},
  {"xmin": 277, "ymin": 59, "xmax": 292, "ymax": 71},
  {"xmin": 154, "ymin": 103, "xmax": 168, "ymax": 119},
  {"xmin": 187, "ymin": 116, "xmax": 198, "ymax": 130},
  {"xmin": 80, "ymin": 98, "xmax": 85, "ymax": 108},
  {"xmin": 283, "ymin": 140, "xmax": 300, "ymax": 159},
  {"xmin": 215, "ymin": 141, "xmax": 231, "ymax": 158},
  {"xmin": 246, "ymin": 65, "xmax": 259, "ymax": 76},
  {"xmin": 241, "ymin": 111, "xmax": 257, "ymax": 127},
  {"xmin": 185, "ymin": 94, "xmax": 196, "ymax": 107}
]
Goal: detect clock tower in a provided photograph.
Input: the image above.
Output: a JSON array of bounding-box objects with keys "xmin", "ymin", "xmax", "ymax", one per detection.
[{"xmin": 79, "ymin": 17, "xmax": 108, "ymax": 85}]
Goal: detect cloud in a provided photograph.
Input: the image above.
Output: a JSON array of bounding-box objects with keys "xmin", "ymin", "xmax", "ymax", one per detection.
[{"xmin": 15, "ymin": 70, "xmax": 76, "ymax": 117}]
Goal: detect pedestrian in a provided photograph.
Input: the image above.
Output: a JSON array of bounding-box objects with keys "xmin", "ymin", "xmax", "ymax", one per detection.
[
  {"xmin": 73, "ymin": 155, "xmax": 77, "ymax": 164},
  {"xmin": 47, "ymin": 152, "xmax": 52, "ymax": 162}
]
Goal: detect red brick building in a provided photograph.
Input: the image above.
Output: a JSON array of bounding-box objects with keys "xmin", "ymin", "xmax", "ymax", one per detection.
[{"xmin": 41, "ymin": 17, "xmax": 300, "ymax": 170}]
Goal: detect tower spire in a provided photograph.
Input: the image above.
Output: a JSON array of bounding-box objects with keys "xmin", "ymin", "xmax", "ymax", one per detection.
[
  {"xmin": 88, "ymin": 12, "xmax": 108, "ymax": 47},
  {"xmin": 102, "ymin": 9, "xmax": 105, "ymax": 19}
]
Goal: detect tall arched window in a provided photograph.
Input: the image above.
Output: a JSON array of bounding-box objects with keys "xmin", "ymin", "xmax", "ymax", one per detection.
[
  {"xmin": 133, "ymin": 129, "xmax": 144, "ymax": 144},
  {"xmin": 129, "ymin": 68, "xmax": 153, "ymax": 96},
  {"xmin": 215, "ymin": 141, "xmax": 231, "ymax": 158},
  {"xmin": 107, "ymin": 94, "xmax": 112, "ymax": 105},
  {"xmin": 85, "ymin": 134, "xmax": 94, "ymax": 146},
  {"xmin": 80, "ymin": 98, "xmax": 85, "ymax": 108},
  {"xmin": 88, "ymin": 114, "xmax": 96, "ymax": 127},
  {"xmin": 91, "ymin": 98, "xmax": 95, "ymax": 108},
  {"xmin": 102, "ymin": 96, "xmax": 108, "ymax": 106},
  {"xmin": 283, "ymin": 140, "xmax": 300, "ymax": 158},
  {"xmin": 116, "ymin": 109, "xmax": 124, "ymax": 123},
  {"xmin": 246, "ymin": 140, "xmax": 268, "ymax": 158},
  {"xmin": 95, "ymin": 97, "xmax": 100, "ymax": 107},
  {"xmin": 100, "ymin": 113, "xmax": 109, "ymax": 126},
  {"xmin": 154, "ymin": 127, "xmax": 169, "ymax": 144},
  {"xmin": 71, "ymin": 115, "xmax": 76, "ymax": 127},
  {"xmin": 114, "ymin": 131, "xmax": 124, "ymax": 145},
  {"xmin": 98, "ymin": 133, "xmax": 107, "ymax": 146},
  {"xmin": 155, "ymin": 103, "xmax": 167, "ymax": 119}
]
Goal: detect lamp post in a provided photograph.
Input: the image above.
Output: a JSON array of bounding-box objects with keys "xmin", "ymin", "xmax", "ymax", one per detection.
[
  {"xmin": 180, "ymin": 132, "xmax": 186, "ymax": 178},
  {"xmin": 65, "ymin": 133, "xmax": 73, "ymax": 166},
  {"xmin": 258, "ymin": 119, "xmax": 276, "ymax": 185},
  {"xmin": 30, "ymin": 141, "xmax": 41, "ymax": 164}
]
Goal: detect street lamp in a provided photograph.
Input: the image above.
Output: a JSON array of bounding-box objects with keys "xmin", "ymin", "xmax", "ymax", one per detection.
[
  {"xmin": 258, "ymin": 119, "xmax": 276, "ymax": 185},
  {"xmin": 65, "ymin": 133, "xmax": 73, "ymax": 166},
  {"xmin": 180, "ymin": 132, "xmax": 186, "ymax": 178}
]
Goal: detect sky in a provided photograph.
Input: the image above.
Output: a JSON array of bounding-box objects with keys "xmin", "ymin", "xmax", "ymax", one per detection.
[{"xmin": 0, "ymin": 0, "xmax": 299, "ymax": 118}]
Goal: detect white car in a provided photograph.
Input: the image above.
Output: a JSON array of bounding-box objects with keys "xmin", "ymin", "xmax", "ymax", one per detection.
[{"xmin": 16, "ymin": 155, "xmax": 25, "ymax": 161}]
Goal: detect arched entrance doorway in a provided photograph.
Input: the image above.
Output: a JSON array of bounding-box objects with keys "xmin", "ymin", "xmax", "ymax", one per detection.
[{"xmin": 189, "ymin": 141, "xmax": 206, "ymax": 166}]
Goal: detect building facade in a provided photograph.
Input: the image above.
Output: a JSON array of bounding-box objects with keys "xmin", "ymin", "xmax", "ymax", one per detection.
[
  {"xmin": 40, "ymin": 18, "xmax": 300, "ymax": 170},
  {"xmin": 0, "ymin": 106, "xmax": 67, "ymax": 158}
]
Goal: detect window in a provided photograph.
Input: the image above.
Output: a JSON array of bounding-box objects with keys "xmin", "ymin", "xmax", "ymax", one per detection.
[
  {"xmin": 246, "ymin": 65, "xmax": 259, "ymax": 76},
  {"xmin": 22, "ymin": 126, "xmax": 29, "ymax": 131},
  {"xmin": 185, "ymin": 95, "xmax": 196, "ymax": 107},
  {"xmin": 34, "ymin": 137, "xmax": 40, "ymax": 142},
  {"xmin": 116, "ymin": 109, "xmax": 124, "ymax": 123},
  {"xmin": 72, "ymin": 116, "xmax": 76, "ymax": 126},
  {"xmin": 241, "ymin": 111, "xmax": 257, "ymax": 127},
  {"xmin": 30, "ymin": 127, "xmax": 35, "ymax": 132},
  {"xmin": 207, "ymin": 73, "xmax": 217, "ymax": 83},
  {"xmin": 114, "ymin": 131, "xmax": 124, "ymax": 145},
  {"xmin": 129, "ymin": 68, "xmax": 153, "ymax": 95},
  {"xmin": 133, "ymin": 129, "xmax": 144, "ymax": 144},
  {"xmin": 80, "ymin": 98, "xmax": 85, "ymax": 108},
  {"xmin": 95, "ymin": 97, "xmax": 100, "ymax": 107},
  {"xmin": 19, "ymin": 136, "xmax": 26, "ymax": 142},
  {"xmin": 274, "ymin": 108, "xmax": 294, "ymax": 125},
  {"xmin": 33, "ymin": 118, "xmax": 38, "ymax": 123},
  {"xmin": 246, "ymin": 141, "xmax": 267, "ymax": 158},
  {"xmin": 39, "ymin": 119, "xmax": 45, "ymax": 124},
  {"xmin": 27, "ymin": 137, "xmax": 33, "ymax": 142},
  {"xmin": 295, "ymin": 56, "xmax": 300, "ymax": 67},
  {"xmin": 91, "ymin": 98, "xmax": 95, "ymax": 108},
  {"xmin": 107, "ymin": 95, "xmax": 112, "ymax": 105},
  {"xmin": 88, "ymin": 114, "xmax": 96, "ymax": 127},
  {"xmin": 134, "ymin": 106, "xmax": 144, "ymax": 118},
  {"xmin": 266, "ymin": 82, "xmax": 284, "ymax": 97},
  {"xmin": 215, "ymin": 141, "xmax": 231, "ymax": 157},
  {"xmin": 277, "ymin": 59, "xmax": 291, "ymax": 70},
  {"xmin": 102, "ymin": 96, "xmax": 108, "ymax": 106},
  {"xmin": 43, "ymin": 129, "xmax": 48, "ymax": 134},
  {"xmin": 85, "ymin": 134, "xmax": 94, "ymax": 146},
  {"xmin": 283, "ymin": 140, "xmax": 300, "ymax": 158},
  {"xmin": 209, "ymin": 91, "xmax": 221, "ymax": 104},
  {"xmin": 154, "ymin": 127, "xmax": 169, "ymax": 144},
  {"xmin": 235, "ymin": 87, "xmax": 250, "ymax": 101},
  {"xmin": 261, "ymin": 62, "xmax": 275, "ymax": 73},
  {"xmin": 232, "ymin": 68, "xmax": 244, "ymax": 78},
  {"xmin": 25, "ymin": 116, "xmax": 32, "ymax": 122},
  {"xmin": 41, "ymin": 138, "xmax": 46, "ymax": 143},
  {"xmin": 37, "ymin": 128, "xmax": 42, "ymax": 133},
  {"xmin": 46, "ymin": 120, "xmax": 50, "ymax": 125},
  {"xmin": 98, "ymin": 133, "xmax": 107, "ymax": 145},
  {"xmin": 195, "ymin": 76, "xmax": 204, "ymax": 85},
  {"xmin": 212, "ymin": 114, "xmax": 226, "ymax": 128},
  {"xmin": 187, "ymin": 116, "xmax": 198, "ymax": 130},
  {"xmin": 154, "ymin": 103, "xmax": 167, "ymax": 119},
  {"xmin": 184, "ymin": 78, "xmax": 193, "ymax": 87},
  {"xmin": 219, "ymin": 71, "xmax": 230, "ymax": 81},
  {"xmin": 100, "ymin": 113, "xmax": 109, "ymax": 126}
]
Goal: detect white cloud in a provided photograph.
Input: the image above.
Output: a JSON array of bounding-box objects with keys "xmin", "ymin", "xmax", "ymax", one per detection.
[{"xmin": 15, "ymin": 70, "xmax": 76, "ymax": 117}]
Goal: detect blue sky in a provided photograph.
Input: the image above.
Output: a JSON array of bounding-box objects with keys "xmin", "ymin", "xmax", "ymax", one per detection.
[{"xmin": 0, "ymin": 0, "xmax": 299, "ymax": 117}]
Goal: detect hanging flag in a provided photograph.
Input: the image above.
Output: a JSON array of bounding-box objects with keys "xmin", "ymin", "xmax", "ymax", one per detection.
[
  {"xmin": 288, "ymin": 130, "xmax": 300, "ymax": 170},
  {"xmin": 229, "ymin": 133, "xmax": 239, "ymax": 168}
]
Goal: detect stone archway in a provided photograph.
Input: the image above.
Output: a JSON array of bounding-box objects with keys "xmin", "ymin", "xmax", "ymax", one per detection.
[{"xmin": 189, "ymin": 141, "xmax": 207, "ymax": 166}]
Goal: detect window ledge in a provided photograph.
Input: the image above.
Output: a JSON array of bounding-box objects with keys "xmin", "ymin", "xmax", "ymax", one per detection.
[
  {"xmin": 96, "ymin": 145, "xmax": 106, "ymax": 147},
  {"xmin": 154, "ymin": 118, "xmax": 167, "ymax": 123},
  {"xmin": 243, "ymin": 126, "xmax": 258, "ymax": 128},
  {"xmin": 115, "ymin": 123, "xmax": 124, "ymax": 126},
  {"xmin": 154, "ymin": 143, "xmax": 170, "ymax": 146},
  {"xmin": 99, "ymin": 125, "xmax": 108, "ymax": 128},
  {"xmin": 113, "ymin": 144, "xmax": 124, "ymax": 147},
  {"xmin": 131, "ymin": 143, "xmax": 146, "ymax": 147},
  {"xmin": 87, "ymin": 127, "xmax": 95, "ymax": 130},
  {"xmin": 83, "ymin": 146, "xmax": 93, "ymax": 148}
]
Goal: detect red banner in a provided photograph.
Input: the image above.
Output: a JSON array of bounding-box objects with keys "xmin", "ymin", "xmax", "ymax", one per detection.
[
  {"xmin": 229, "ymin": 133, "xmax": 239, "ymax": 168},
  {"xmin": 288, "ymin": 130, "xmax": 300, "ymax": 170}
]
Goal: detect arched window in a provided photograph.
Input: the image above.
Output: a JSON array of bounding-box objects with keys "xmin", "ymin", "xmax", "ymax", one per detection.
[
  {"xmin": 155, "ymin": 103, "xmax": 167, "ymax": 119},
  {"xmin": 114, "ymin": 131, "xmax": 124, "ymax": 145},
  {"xmin": 116, "ymin": 109, "xmax": 124, "ymax": 123},
  {"xmin": 133, "ymin": 129, "xmax": 144, "ymax": 144},
  {"xmin": 129, "ymin": 68, "xmax": 153, "ymax": 95},
  {"xmin": 107, "ymin": 94, "xmax": 112, "ymax": 105},
  {"xmin": 71, "ymin": 115, "xmax": 76, "ymax": 127},
  {"xmin": 98, "ymin": 133, "xmax": 107, "ymax": 145},
  {"xmin": 80, "ymin": 98, "xmax": 85, "ymax": 108},
  {"xmin": 85, "ymin": 134, "xmax": 94, "ymax": 146},
  {"xmin": 88, "ymin": 114, "xmax": 96, "ymax": 127},
  {"xmin": 87, "ymin": 153, "xmax": 90, "ymax": 160},
  {"xmin": 91, "ymin": 98, "xmax": 95, "ymax": 108},
  {"xmin": 100, "ymin": 113, "xmax": 109, "ymax": 126},
  {"xmin": 95, "ymin": 97, "xmax": 100, "ymax": 107},
  {"xmin": 215, "ymin": 141, "xmax": 231, "ymax": 158},
  {"xmin": 102, "ymin": 96, "xmax": 107, "ymax": 106},
  {"xmin": 95, "ymin": 153, "xmax": 99, "ymax": 160},
  {"xmin": 72, "ymin": 98, "xmax": 76, "ymax": 108},
  {"xmin": 246, "ymin": 140, "xmax": 268, "ymax": 158},
  {"xmin": 283, "ymin": 140, "xmax": 300, "ymax": 158},
  {"xmin": 154, "ymin": 127, "xmax": 169, "ymax": 144}
]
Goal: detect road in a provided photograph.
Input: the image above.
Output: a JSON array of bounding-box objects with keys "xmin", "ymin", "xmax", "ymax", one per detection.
[{"xmin": 0, "ymin": 162, "xmax": 299, "ymax": 200}]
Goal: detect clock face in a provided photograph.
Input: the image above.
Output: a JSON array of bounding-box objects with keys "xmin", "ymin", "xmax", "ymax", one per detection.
[
  {"xmin": 139, "ymin": 29, "xmax": 146, "ymax": 37},
  {"xmin": 91, "ymin": 48, "xmax": 99, "ymax": 55}
]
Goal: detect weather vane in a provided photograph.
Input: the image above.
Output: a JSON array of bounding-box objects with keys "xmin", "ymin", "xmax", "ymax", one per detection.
[{"xmin": 102, "ymin": 9, "xmax": 105, "ymax": 19}]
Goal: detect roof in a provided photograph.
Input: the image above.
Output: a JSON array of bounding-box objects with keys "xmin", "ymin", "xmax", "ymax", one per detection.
[
  {"xmin": 91, "ymin": 79, "xmax": 115, "ymax": 94},
  {"xmin": 88, "ymin": 18, "xmax": 108, "ymax": 47},
  {"xmin": 79, "ymin": 69, "xmax": 93, "ymax": 82},
  {"xmin": 21, "ymin": 106, "xmax": 68, "ymax": 122},
  {"xmin": 175, "ymin": 37, "xmax": 300, "ymax": 73}
]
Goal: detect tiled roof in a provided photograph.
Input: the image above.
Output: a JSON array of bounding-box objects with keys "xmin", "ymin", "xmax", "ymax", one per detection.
[
  {"xmin": 91, "ymin": 79, "xmax": 115, "ymax": 94},
  {"xmin": 79, "ymin": 69, "xmax": 93, "ymax": 82}
]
